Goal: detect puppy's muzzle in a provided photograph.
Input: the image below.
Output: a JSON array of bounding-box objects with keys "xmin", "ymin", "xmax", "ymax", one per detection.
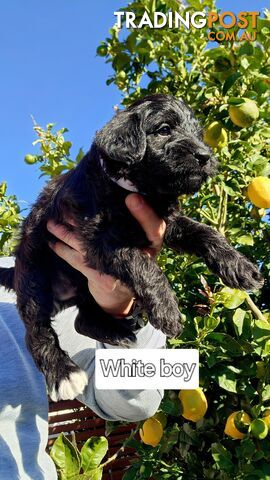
[{"xmin": 194, "ymin": 150, "xmax": 211, "ymax": 167}]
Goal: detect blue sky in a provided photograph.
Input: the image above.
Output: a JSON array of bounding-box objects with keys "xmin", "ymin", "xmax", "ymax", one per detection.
[{"xmin": 0, "ymin": 0, "xmax": 267, "ymax": 209}]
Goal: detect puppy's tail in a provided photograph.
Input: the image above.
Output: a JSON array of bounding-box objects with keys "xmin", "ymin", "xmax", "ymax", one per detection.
[{"xmin": 0, "ymin": 267, "xmax": 15, "ymax": 290}]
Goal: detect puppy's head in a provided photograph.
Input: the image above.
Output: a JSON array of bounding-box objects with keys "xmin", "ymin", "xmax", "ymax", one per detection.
[{"xmin": 95, "ymin": 94, "xmax": 217, "ymax": 196}]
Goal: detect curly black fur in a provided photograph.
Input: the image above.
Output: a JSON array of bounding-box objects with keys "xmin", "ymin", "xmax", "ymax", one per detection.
[{"xmin": 0, "ymin": 94, "xmax": 264, "ymax": 399}]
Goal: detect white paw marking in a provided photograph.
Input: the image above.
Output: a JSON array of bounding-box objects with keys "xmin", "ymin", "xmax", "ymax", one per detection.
[
  {"xmin": 50, "ymin": 370, "xmax": 88, "ymax": 401},
  {"xmin": 50, "ymin": 386, "xmax": 59, "ymax": 402}
]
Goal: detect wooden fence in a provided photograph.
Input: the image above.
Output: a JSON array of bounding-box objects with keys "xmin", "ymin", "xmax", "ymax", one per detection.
[{"xmin": 47, "ymin": 399, "xmax": 137, "ymax": 480}]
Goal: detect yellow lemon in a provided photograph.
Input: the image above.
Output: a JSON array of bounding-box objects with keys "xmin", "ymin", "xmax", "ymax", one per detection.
[
  {"xmin": 247, "ymin": 177, "xmax": 270, "ymax": 208},
  {"xmin": 139, "ymin": 418, "xmax": 163, "ymax": 447},
  {"xmin": 179, "ymin": 388, "xmax": 208, "ymax": 422},
  {"xmin": 229, "ymin": 98, "xmax": 259, "ymax": 128},
  {"xmin": 263, "ymin": 409, "xmax": 270, "ymax": 429},
  {"xmin": 224, "ymin": 411, "xmax": 251, "ymax": 439},
  {"xmin": 204, "ymin": 122, "xmax": 228, "ymax": 149},
  {"xmin": 217, "ymin": 129, "xmax": 228, "ymax": 149},
  {"xmin": 250, "ymin": 419, "xmax": 268, "ymax": 439}
]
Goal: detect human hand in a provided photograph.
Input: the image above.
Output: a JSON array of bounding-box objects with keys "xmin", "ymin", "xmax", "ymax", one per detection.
[{"xmin": 47, "ymin": 194, "xmax": 166, "ymax": 317}]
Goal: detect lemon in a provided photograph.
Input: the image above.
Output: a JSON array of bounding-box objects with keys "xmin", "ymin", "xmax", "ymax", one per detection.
[
  {"xmin": 179, "ymin": 388, "xmax": 208, "ymax": 422},
  {"xmin": 96, "ymin": 45, "xmax": 108, "ymax": 57},
  {"xmin": 139, "ymin": 417, "xmax": 163, "ymax": 447},
  {"xmin": 263, "ymin": 409, "xmax": 270, "ymax": 429},
  {"xmin": 229, "ymin": 99, "xmax": 259, "ymax": 128},
  {"xmin": 24, "ymin": 154, "xmax": 37, "ymax": 165},
  {"xmin": 247, "ymin": 177, "xmax": 270, "ymax": 208},
  {"xmin": 118, "ymin": 71, "xmax": 126, "ymax": 80},
  {"xmin": 250, "ymin": 207, "xmax": 266, "ymax": 220},
  {"xmin": 224, "ymin": 411, "xmax": 251, "ymax": 439},
  {"xmin": 263, "ymin": 415, "xmax": 270, "ymax": 429},
  {"xmin": 256, "ymin": 360, "xmax": 266, "ymax": 378},
  {"xmin": 204, "ymin": 122, "xmax": 228, "ymax": 149},
  {"xmin": 250, "ymin": 419, "xmax": 268, "ymax": 439}
]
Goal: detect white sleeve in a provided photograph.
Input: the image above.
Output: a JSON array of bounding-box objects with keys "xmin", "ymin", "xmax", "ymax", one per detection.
[{"xmin": 53, "ymin": 308, "xmax": 166, "ymax": 421}]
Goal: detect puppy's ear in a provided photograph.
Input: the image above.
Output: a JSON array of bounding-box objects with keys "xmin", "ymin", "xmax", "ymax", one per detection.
[{"xmin": 95, "ymin": 111, "xmax": 146, "ymax": 164}]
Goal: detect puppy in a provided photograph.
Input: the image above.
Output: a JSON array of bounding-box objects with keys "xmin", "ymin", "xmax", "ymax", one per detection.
[{"xmin": 0, "ymin": 94, "xmax": 263, "ymax": 401}]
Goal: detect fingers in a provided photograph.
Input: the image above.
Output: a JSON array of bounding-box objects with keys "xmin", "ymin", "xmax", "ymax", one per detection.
[
  {"xmin": 125, "ymin": 194, "xmax": 166, "ymax": 250},
  {"xmin": 47, "ymin": 220, "xmax": 85, "ymax": 255}
]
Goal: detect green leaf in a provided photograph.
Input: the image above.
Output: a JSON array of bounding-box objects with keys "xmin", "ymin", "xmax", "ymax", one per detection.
[
  {"xmin": 112, "ymin": 53, "xmax": 130, "ymax": 71},
  {"xmin": 81, "ymin": 436, "xmax": 108, "ymax": 473},
  {"xmin": 160, "ymin": 423, "xmax": 180, "ymax": 454},
  {"xmin": 238, "ymin": 42, "xmax": 254, "ymax": 56},
  {"xmin": 237, "ymin": 235, "xmax": 254, "ymax": 246},
  {"xmin": 260, "ymin": 128, "xmax": 270, "ymax": 139},
  {"xmin": 50, "ymin": 433, "xmax": 80, "ymax": 480},
  {"xmin": 235, "ymin": 438, "xmax": 256, "ymax": 459},
  {"xmin": 88, "ymin": 468, "xmax": 103, "ymax": 480},
  {"xmin": 123, "ymin": 466, "xmax": 140, "ymax": 480},
  {"xmin": 228, "ymin": 97, "xmax": 246, "ymax": 105},
  {"xmin": 180, "ymin": 422, "xmax": 199, "ymax": 446},
  {"xmin": 221, "ymin": 287, "xmax": 248, "ymax": 309},
  {"xmin": 206, "ymin": 333, "xmax": 243, "ymax": 356},
  {"xmin": 240, "ymin": 57, "xmax": 250, "ymax": 70},
  {"xmin": 160, "ymin": 396, "xmax": 181, "ymax": 416},
  {"xmin": 105, "ymin": 420, "xmax": 121, "ymax": 436},
  {"xmin": 223, "ymin": 185, "xmax": 237, "ymax": 196},
  {"xmin": 211, "ymin": 443, "xmax": 234, "ymax": 473},
  {"xmin": 204, "ymin": 316, "xmax": 220, "ymax": 332},
  {"xmin": 213, "ymin": 365, "xmax": 238, "ymax": 392},
  {"xmin": 262, "ymin": 385, "xmax": 270, "ymax": 402},
  {"xmin": 75, "ymin": 148, "xmax": 85, "ymax": 163},
  {"xmin": 233, "ymin": 308, "xmax": 246, "ymax": 336},
  {"xmin": 223, "ymin": 72, "xmax": 241, "ymax": 95},
  {"xmin": 62, "ymin": 141, "xmax": 72, "ymax": 154},
  {"xmin": 253, "ymin": 320, "xmax": 270, "ymax": 345}
]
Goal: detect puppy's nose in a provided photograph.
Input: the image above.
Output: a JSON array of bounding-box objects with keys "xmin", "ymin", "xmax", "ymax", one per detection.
[{"xmin": 194, "ymin": 151, "xmax": 210, "ymax": 166}]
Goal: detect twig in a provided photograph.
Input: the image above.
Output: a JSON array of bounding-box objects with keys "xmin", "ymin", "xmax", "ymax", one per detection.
[
  {"xmin": 245, "ymin": 294, "xmax": 265, "ymax": 321},
  {"xmin": 99, "ymin": 424, "xmax": 141, "ymax": 469},
  {"xmin": 200, "ymin": 209, "xmax": 218, "ymax": 226}
]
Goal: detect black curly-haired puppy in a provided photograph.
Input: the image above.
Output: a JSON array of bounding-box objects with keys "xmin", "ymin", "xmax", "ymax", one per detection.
[{"xmin": 0, "ymin": 94, "xmax": 263, "ymax": 401}]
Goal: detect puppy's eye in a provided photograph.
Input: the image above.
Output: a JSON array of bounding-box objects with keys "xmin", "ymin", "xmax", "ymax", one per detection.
[{"xmin": 156, "ymin": 125, "xmax": 171, "ymax": 136}]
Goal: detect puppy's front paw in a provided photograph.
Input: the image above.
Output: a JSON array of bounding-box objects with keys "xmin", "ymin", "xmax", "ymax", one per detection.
[
  {"xmin": 75, "ymin": 313, "xmax": 137, "ymax": 346},
  {"xmin": 148, "ymin": 299, "xmax": 183, "ymax": 338},
  {"xmin": 215, "ymin": 250, "xmax": 264, "ymax": 291},
  {"xmin": 50, "ymin": 368, "xmax": 88, "ymax": 402}
]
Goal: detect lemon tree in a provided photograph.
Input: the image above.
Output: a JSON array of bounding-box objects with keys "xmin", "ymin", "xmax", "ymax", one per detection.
[
  {"xmin": 1, "ymin": 1, "xmax": 270, "ymax": 478},
  {"xmin": 96, "ymin": 0, "xmax": 270, "ymax": 478},
  {"xmin": 0, "ymin": 182, "xmax": 21, "ymax": 255}
]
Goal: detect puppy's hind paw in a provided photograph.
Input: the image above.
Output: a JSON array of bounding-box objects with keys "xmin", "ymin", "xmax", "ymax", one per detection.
[{"xmin": 50, "ymin": 369, "xmax": 88, "ymax": 402}]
